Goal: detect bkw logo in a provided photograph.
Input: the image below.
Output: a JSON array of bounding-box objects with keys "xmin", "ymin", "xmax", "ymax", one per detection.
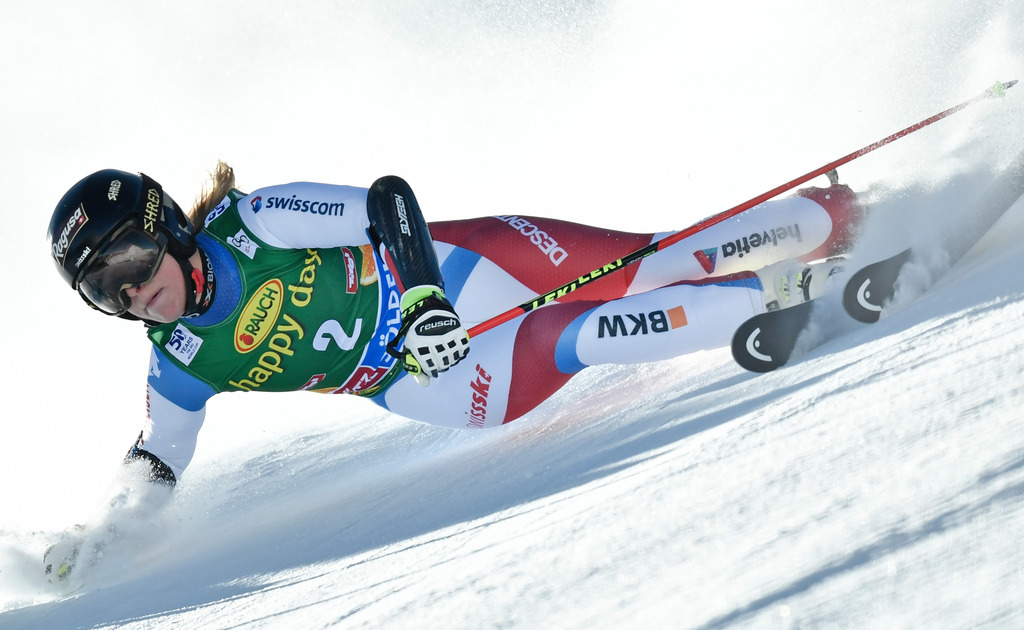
[{"xmin": 597, "ymin": 306, "xmax": 688, "ymax": 338}]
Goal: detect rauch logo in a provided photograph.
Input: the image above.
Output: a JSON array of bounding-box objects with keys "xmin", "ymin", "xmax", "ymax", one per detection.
[{"xmin": 235, "ymin": 279, "xmax": 285, "ymax": 353}]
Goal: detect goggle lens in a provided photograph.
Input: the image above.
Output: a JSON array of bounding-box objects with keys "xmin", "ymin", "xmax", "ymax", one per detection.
[{"xmin": 77, "ymin": 227, "xmax": 166, "ymax": 315}]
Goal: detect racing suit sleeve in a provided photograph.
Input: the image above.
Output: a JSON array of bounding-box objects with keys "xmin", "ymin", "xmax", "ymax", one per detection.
[
  {"xmin": 235, "ymin": 182, "xmax": 374, "ymax": 249},
  {"xmin": 130, "ymin": 346, "xmax": 216, "ymax": 484},
  {"xmin": 233, "ymin": 178, "xmax": 444, "ymax": 291}
]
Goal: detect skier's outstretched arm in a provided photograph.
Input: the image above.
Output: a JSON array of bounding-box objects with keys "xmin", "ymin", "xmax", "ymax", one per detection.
[{"xmin": 43, "ymin": 347, "xmax": 210, "ymax": 583}]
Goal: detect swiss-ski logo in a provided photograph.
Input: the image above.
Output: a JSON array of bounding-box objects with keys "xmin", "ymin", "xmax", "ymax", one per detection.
[
  {"xmin": 229, "ymin": 228, "xmax": 260, "ymax": 260},
  {"xmin": 465, "ymin": 364, "xmax": 493, "ymax": 428}
]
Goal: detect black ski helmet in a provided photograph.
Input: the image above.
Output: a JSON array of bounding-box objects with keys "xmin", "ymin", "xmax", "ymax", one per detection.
[{"xmin": 47, "ymin": 169, "xmax": 196, "ymax": 292}]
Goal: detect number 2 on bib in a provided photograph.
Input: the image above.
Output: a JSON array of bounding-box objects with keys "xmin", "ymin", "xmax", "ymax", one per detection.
[{"xmin": 313, "ymin": 319, "xmax": 363, "ymax": 352}]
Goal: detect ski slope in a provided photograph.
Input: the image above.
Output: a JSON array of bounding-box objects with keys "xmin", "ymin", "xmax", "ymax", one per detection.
[
  {"xmin": 3, "ymin": 1, "xmax": 1024, "ymax": 628},
  {"xmin": 7, "ymin": 171, "xmax": 1024, "ymax": 629}
]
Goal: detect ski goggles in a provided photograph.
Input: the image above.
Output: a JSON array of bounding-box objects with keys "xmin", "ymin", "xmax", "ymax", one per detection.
[{"xmin": 76, "ymin": 224, "xmax": 168, "ymax": 316}]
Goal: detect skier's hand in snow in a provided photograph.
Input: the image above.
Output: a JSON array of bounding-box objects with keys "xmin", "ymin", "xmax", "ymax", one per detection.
[
  {"xmin": 43, "ymin": 525, "xmax": 86, "ymax": 583},
  {"xmin": 389, "ymin": 285, "xmax": 470, "ymax": 386}
]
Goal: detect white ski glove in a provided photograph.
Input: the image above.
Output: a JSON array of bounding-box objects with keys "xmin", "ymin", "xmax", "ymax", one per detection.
[{"xmin": 388, "ymin": 285, "xmax": 470, "ymax": 386}]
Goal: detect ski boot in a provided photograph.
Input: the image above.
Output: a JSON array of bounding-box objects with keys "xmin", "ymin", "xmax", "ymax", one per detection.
[{"xmin": 758, "ymin": 257, "xmax": 845, "ymax": 311}]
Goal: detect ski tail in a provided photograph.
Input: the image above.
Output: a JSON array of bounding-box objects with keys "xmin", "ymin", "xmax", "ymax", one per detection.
[
  {"xmin": 842, "ymin": 249, "xmax": 912, "ymax": 323},
  {"xmin": 731, "ymin": 300, "xmax": 815, "ymax": 372}
]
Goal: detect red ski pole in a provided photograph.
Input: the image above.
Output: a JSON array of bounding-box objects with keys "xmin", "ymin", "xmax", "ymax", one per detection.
[{"xmin": 468, "ymin": 80, "xmax": 1017, "ymax": 338}]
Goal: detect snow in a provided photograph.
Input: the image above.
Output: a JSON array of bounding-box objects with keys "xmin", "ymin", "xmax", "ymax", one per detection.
[{"xmin": 2, "ymin": 1, "xmax": 1024, "ymax": 628}]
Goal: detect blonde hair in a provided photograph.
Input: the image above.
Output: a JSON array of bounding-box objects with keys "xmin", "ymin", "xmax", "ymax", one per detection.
[{"xmin": 189, "ymin": 161, "xmax": 236, "ymax": 227}]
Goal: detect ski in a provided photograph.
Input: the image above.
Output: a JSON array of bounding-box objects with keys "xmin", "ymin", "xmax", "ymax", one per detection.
[
  {"xmin": 843, "ymin": 145, "xmax": 1024, "ymax": 322},
  {"xmin": 733, "ymin": 144, "xmax": 1024, "ymax": 373},
  {"xmin": 842, "ymin": 249, "xmax": 912, "ymax": 323},
  {"xmin": 731, "ymin": 300, "xmax": 815, "ymax": 373}
]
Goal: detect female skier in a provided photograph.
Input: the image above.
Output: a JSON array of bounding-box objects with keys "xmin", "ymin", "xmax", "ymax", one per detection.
[
  {"xmin": 48, "ymin": 162, "xmax": 860, "ymax": 483},
  {"xmin": 43, "ymin": 163, "xmax": 859, "ymax": 579}
]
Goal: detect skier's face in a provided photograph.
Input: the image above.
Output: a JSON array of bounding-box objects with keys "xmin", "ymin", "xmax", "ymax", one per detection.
[{"xmin": 124, "ymin": 254, "xmax": 187, "ymax": 323}]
